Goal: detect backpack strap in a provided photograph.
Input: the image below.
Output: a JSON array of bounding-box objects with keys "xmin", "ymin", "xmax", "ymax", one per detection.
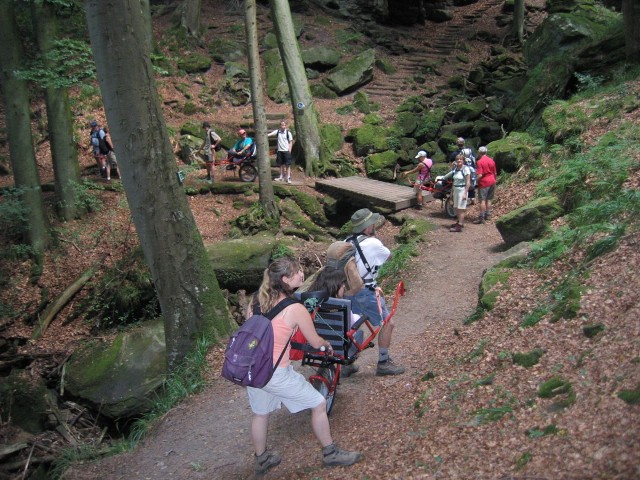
[
  {"xmin": 348, "ymin": 234, "xmax": 375, "ymax": 281},
  {"xmin": 265, "ymin": 297, "xmax": 300, "ymax": 370}
]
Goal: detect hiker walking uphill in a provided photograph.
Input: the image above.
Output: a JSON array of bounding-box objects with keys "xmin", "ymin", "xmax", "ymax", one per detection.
[
  {"xmin": 89, "ymin": 120, "xmax": 108, "ymax": 179},
  {"xmin": 344, "ymin": 208, "xmax": 405, "ymax": 376},
  {"xmin": 243, "ymin": 257, "xmax": 362, "ymax": 476},
  {"xmin": 268, "ymin": 121, "xmax": 294, "ymax": 183}
]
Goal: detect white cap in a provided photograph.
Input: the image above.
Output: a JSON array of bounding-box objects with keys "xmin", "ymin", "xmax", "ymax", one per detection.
[
  {"xmin": 479, "ymin": 146, "xmax": 487, "ymax": 153},
  {"xmin": 415, "ymin": 150, "xmax": 427, "ymax": 158}
]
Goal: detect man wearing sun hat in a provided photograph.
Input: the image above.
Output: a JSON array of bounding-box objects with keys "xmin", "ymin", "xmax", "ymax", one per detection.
[{"xmin": 344, "ymin": 208, "xmax": 405, "ymax": 376}]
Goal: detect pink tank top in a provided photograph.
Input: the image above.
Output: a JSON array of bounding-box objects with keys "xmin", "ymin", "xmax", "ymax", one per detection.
[{"xmin": 271, "ymin": 310, "xmax": 293, "ymax": 369}]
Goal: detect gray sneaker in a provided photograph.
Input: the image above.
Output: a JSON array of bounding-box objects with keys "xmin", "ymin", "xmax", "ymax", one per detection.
[
  {"xmin": 376, "ymin": 358, "xmax": 405, "ymax": 376},
  {"xmin": 255, "ymin": 451, "xmax": 281, "ymax": 475},
  {"xmin": 341, "ymin": 363, "xmax": 359, "ymax": 378},
  {"xmin": 322, "ymin": 443, "xmax": 362, "ymax": 467}
]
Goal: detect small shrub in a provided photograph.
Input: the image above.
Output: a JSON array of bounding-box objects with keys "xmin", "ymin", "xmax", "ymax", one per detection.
[
  {"xmin": 617, "ymin": 385, "xmax": 640, "ymax": 405},
  {"xmin": 526, "ymin": 424, "xmax": 558, "ymax": 438},
  {"xmin": 583, "ymin": 323, "xmax": 605, "ymax": 338},
  {"xmin": 513, "ymin": 348, "xmax": 545, "ymax": 368}
]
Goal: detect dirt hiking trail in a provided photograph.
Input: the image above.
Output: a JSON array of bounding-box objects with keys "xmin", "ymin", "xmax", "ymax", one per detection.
[{"xmin": 64, "ymin": 202, "xmax": 513, "ymax": 480}]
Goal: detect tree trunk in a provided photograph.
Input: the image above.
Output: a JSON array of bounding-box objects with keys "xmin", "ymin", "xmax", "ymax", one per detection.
[
  {"xmin": 85, "ymin": 0, "xmax": 233, "ymax": 371},
  {"xmin": 32, "ymin": 1, "xmax": 82, "ymax": 221},
  {"xmin": 623, "ymin": 0, "xmax": 640, "ymax": 62},
  {"xmin": 269, "ymin": 0, "xmax": 321, "ymax": 176},
  {"xmin": 140, "ymin": 0, "xmax": 155, "ymax": 54},
  {"xmin": 513, "ymin": 0, "xmax": 525, "ymax": 45},
  {"xmin": 180, "ymin": 0, "xmax": 202, "ymax": 38},
  {"xmin": 0, "ymin": 1, "xmax": 51, "ymax": 267},
  {"xmin": 244, "ymin": 0, "xmax": 279, "ymax": 220}
]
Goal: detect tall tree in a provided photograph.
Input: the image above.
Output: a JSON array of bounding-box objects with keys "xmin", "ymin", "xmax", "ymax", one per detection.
[
  {"xmin": 269, "ymin": 0, "xmax": 321, "ymax": 176},
  {"xmin": 32, "ymin": 0, "xmax": 82, "ymax": 221},
  {"xmin": 513, "ymin": 0, "xmax": 525, "ymax": 45},
  {"xmin": 0, "ymin": 0, "xmax": 51, "ymax": 270},
  {"xmin": 85, "ymin": 0, "xmax": 233, "ymax": 370},
  {"xmin": 623, "ymin": 0, "xmax": 640, "ymax": 62},
  {"xmin": 244, "ymin": 0, "xmax": 279, "ymax": 220},
  {"xmin": 180, "ymin": 0, "xmax": 202, "ymax": 38}
]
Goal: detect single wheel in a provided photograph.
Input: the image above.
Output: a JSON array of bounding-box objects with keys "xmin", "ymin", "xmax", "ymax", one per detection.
[
  {"xmin": 310, "ymin": 365, "xmax": 339, "ymax": 415},
  {"xmin": 239, "ymin": 164, "xmax": 257, "ymax": 182},
  {"xmin": 445, "ymin": 196, "xmax": 456, "ymax": 218}
]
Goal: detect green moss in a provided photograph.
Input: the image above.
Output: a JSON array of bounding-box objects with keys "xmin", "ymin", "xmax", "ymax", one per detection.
[
  {"xmin": 176, "ymin": 53, "xmax": 211, "ymax": 73},
  {"xmin": 320, "ymin": 123, "xmax": 344, "ymax": 152},
  {"xmin": 395, "ymin": 218, "xmax": 434, "ymax": 244},
  {"xmin": 583, "ymin": 323, "xmax": 605, "ymax": 338},
  {"xmin": 363, "ymin": 113, "xmax": 383, "ymax": 125},
  {"xmin": 353, "ymin": 91, "xmax": 371, "ymax": 114},
  {"xmin": 474, "ymin": 374, "xmax": 495, "ymax": 386},
  {"xmin": 521, "ymin": 305, "xmax": 549, "ymax": 328},
  {"xmin": 278, "ymin": 187, "xmax": 329, "ymax": 227},
  {"xmin": 375, "ymin": 57, "xmax": 396, "ymax": 75},
  {"xmin": 311, "ymin": 83, "xmax": 338, "ymax": 99},
  {"xmin": 550, "ymin": 278, "xmax": 582, "ymax": 322},
  {"xmin": 542, "ymin": 99, "xmax": 590, "ymax": 143},
  {"xmin": 280, "ymin": 198, "xmax": 327, "ymax": 240},
  {"xmin": 515, "ymin": 452, "xmax": 532, "ymax": 470},
  {"xmin": 538, "ymin": 376, "xmax": 573, "ymax": 403},
  {"xmin": 513, "ymin": 348, "xmax": 545, "ymax": 368},
  {"xmin": 617, "ymin": 385, "xmax": 640, "ymax": 405},
  {"xmin": 526, "ymin": 424, "xmax": 559, "ymax": 438},
  {"xmin": 478, "ymin": 267, "xmax": 511, "ymax": 311}
]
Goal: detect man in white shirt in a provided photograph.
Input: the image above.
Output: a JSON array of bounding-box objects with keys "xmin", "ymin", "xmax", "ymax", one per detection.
[
  {"xmin": 268, "ymin": 121, "xmax": 294, "ymax": 183},
  {"xmin": 344, "ymin": 208, "xmax": 405, "ymax": 376}
]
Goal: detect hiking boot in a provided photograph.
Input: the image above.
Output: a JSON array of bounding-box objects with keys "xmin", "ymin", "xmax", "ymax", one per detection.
[
  {"xmin": 287, "ymin": 177, "xmax": 292, "ymax": 184},
  {"xmin": 255, "ymin": 451, "xmax": 281, "ymax": 476},
  {"xmin": 449, "ymin": 224, "xmax": 463, "ymax": 232},
  {"xmin": 450, "ymin": 222, "xmax": 464, "ymax": 229},
  {"xmin": 322, "ymin": 443, "xmax": 362, "ymax": 467},
  {"xmin": 275, "ymin": 176, "xmax": 284, "ymax": 181},
  {"xmin": 376, "ymin": 358, "xmax": 405, "ymax": 376},
  {"xmin": 473, "ymin": 217, "xmax": 485, "ymax": 224},
  {"xmin": 341, "ymin": 363, "xmax": 359, "ymax": 378},
  {"xmin": 485, "ymin": 212, "xmax": 492, "ymax": 220}
]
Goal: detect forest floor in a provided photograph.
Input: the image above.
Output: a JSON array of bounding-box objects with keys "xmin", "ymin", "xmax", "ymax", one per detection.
[{"xmin": 1, "ymin": 1, "xmax": 638, "ymax": 479}]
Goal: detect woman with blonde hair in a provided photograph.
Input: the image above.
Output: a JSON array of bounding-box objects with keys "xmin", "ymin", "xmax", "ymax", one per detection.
[{"xmin": 246, "ymin": 257, "xmax": 362, "ymax": 475}]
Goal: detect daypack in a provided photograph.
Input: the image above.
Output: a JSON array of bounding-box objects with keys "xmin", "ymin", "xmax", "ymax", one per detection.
[
  {"xmin": 326, "ymin": 241, "xmax": 363, "ymax": 296},
  {"xmin": 90, "ymin": 130, "xmax": 100, "ymax": 148},
  {"xmin": 98, "ymin": 135, "xmax": 111, "ymax": 155},
  {"xmin": 461, "ymin": 147, "xmax": 476, "ymax": 167},
  {"xmin": 467, "ymin": 165, "xmax": 478, "ymax": 189},
  {"xmin": 221, "ymin": 297, "xmax": 298, "ymax": 388}
]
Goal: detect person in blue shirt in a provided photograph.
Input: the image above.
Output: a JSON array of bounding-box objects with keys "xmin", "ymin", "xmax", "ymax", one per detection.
[{"xmin": 228, "ymin": 128, "xmax": 254, "ymax": 164}]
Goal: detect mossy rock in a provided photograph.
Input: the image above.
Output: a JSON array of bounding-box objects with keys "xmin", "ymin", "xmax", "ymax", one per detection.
[
  {"xmin": 365, "ymin": 150, "xmax": 401, "ymax": 181},
  {"xmin": 395, "ymin": 218, "xmax": 434, "ymax": 244},
  {"xmin": 415, "ymin": 108, "xmax": 446, "ymax": 141},
  {"xmin": 65, "ymin": 320, "xmax": 167, "ymax": 419},
  {"xmin": 451, "ymin": 98, "xmax": 485, "ymax": 122},
  {"xmin": 352, "ymin": 124, "xmax": 391, "ymax": 156},
  {"xmin": 353, "ymin": 91, "xmax": 371, "ymax": 114},
  {"xmin": 208, "ymin": 235, "xmax": 277, "ymax": 292},
  {"xmin": 302, "ymin": 46, "xmax": 342, "ymax": 71},
  {"xmin": 177, "ymin": 53, "xmax": 211, "ymax": 73},
  {"xmin": 275, "ymin": 186, "xmax": 329, "ymax": 227},
  {"xmin": 479, "ymin": 267, "xmax": 512, "ymax": 311},
  {"xmin": 363, "ymin": 113, "xmax": 383, "ymax": 125},
  {"xmin": 311, "ymin": 83, "xmax": 338, "ymax": 99},
  {"xmin": 486, "ymin": 131, "xmax": 536, "ymax": 173},
  {"xmin": 495, "ymin": 196, "xmax": 564, "ymax": 247},
  {"xmin": 323, "ymin": 48, "xmax": 376, "ymax": 95},
  {"xmin": 471, "ymin": 121, "xmax": 503, "ymax": 145},
  {"xmin": 375, "ymin": 57, "xmax": 397, "ymax": 74},
  {"xmin": 542, "ymin": 99, "xmax": 590, "ymax": 143},
  {"xmin": 513, "ymin": 348, "xmax": 545, "ymax": 368},
  {"xmin": 280, "ymin": 198, "xmax": 328, "ymax": 240},
  {"xmin": 538, "ymin": 375, "xmax": 575, "ymax": 410},
  {"xmin": 320, "ymin": 123, "xmax": 344, "ymax": 153},
  {"xmin": 209, "ymin": 38, "xmax": 246, "ymax": 63},
  {"xmin": 263, "ymin": 49, "xmax": 289, "ymax": 104},
  {"xmin": 394, "ymin": 111, "xmax": 418, "ymax": 136}
]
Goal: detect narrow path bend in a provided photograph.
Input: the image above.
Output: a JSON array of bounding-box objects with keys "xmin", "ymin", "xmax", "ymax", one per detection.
[{"xmin": 64, "ymin": 204, "xmax": 510, "ymax": 480}]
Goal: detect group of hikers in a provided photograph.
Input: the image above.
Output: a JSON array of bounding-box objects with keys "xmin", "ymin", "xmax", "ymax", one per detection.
[
  {"xmin": 244, "ymin": 207, "xmax": 403, "ymax": 475},
  {"xmin": 89, "ymin": 120, "xmax": 120, "ymax": 181},
  {"xmin": 402, "ymin": 137, "xmax": 498, "ymax": 232}
]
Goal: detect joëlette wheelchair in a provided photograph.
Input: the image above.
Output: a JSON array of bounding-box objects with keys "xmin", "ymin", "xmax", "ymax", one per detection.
[{"xmin": 292, "ymin": 281, "xmax": 405, "ymax": 414}]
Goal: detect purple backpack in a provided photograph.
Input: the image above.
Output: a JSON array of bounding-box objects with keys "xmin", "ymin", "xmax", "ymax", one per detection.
[{"xmin": 221, "ymin": 298, "xmax": 297, "ymax": 388}]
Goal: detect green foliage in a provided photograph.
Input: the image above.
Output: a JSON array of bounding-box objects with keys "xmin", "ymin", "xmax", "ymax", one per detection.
[
  {"xmin": 512, "ymin": 348, "xmax": 545, "ymax": 368},
  {"xmin": 521, "ymin": 305, "xmax": 549, "ymax": 328},
  {"xmin": 0, "ymin": 188, "xmax": 29, "ymax": 245},
  {"xmin": 377, "ymin": 242, "xmax": 417, "ymax": 290},
  {"xmin": 538, "ymin": 376, "xmax": 572, "ymax": 398},
  {"xmin": 73, "ymin": 180, "xmax": 102, "ymax": 213},
  {"xmin": 472, "ymin": 405, "xmax": 513, "ymax": 424},
  {"xmin": 617, "ymin": 384, "xmax": 640, "ymax": 405},
  {"xmin": 573, "ymin": 72, "xmax": 604, "ymax": 93},
  {"xmin": 515, "ymin": 451, "xmax": 532, "ymax": 470},
  {"xmin": 270, "ymin": 242, "xmax": 294, "ymax": 260},
  {"xmin": 336, "ymin": 104, "xmax": 354, "ymax": 115},
  {"xmin": 583, "ymin": 323, "xmax": 605, "ymax": 338},
  {"xmin": 17, "ymin": 39, "xmax": 95, "ymax": 89},
  {"xmin": 526, "ymin": 424, "xmax": 559, "ymax": 439},
  {"xmin": 465, "ymin": 339, "xmax": 489, "ymax": 363}
]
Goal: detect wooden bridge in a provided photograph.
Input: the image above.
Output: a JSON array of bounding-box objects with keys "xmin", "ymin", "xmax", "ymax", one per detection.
[{"xmin": 315, "ymin": 176, "xmax": 432, "ymax": 212}]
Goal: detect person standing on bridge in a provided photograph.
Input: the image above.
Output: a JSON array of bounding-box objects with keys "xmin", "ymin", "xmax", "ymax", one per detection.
[
  {"xmin": 344, "ymin": 208, "xmax": 405, "ymax": 376},
  {"xmin": 400, "ymin": 150, "xmax": 433, "ymax": 210}
]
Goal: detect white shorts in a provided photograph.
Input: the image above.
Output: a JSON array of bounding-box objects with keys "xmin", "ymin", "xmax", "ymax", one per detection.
[
  {"xmin": 452, "ymin": 187, "xmax": 468, "ymax": 210},
  {"xmin": 247, "ymin": 365, "xmax": 324, "ymax": 415}
]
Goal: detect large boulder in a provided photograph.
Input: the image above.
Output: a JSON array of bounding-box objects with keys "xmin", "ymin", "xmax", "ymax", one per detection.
[
  {"xmin": 414, "ymin": 108, "xmax": 446, "ymax": 141},
  {"xmin": 496, "ymin": 196, "xmax": 564, "ymax": 247},
  {"xmin": 487, "ymin": 131, "xmax": 536, "ymax": 173},
  {"xmin": 352, "ymin": 123, "xmax": 391, "ymax": 156},
  {"xmin": 302, "ymin": 46, "xmax": 342, "ymax": 71},
  {"xmin": 209, "ymin": 38, "xmax": 245, "ymax": 63},
  {"xmin": 451, "ymin": 98, "xmax": 486, "ymax": 122},
  {"xmin": 323, "ymin": 49, "xmax": 375, "ymax": 95},
  {"xmin": 65, "ymin": 320, "xmax": 167, "ymax": 419},
  {"xmin": 365, "ymin": 150, "xmax": 401, "ymax": 181},
  {"xmin": 207, "ymin": 236, "xmax": 277, "ymax": 292}
]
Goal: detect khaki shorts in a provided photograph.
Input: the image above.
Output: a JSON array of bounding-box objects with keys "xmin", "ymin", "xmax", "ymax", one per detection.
[
  {"xmin": 107, "ymin": 151, "xmax": 118, "ymax": 167},
  {"xmin": 247, "ymin": 365, "xmax": 324, "ymax": 415}
]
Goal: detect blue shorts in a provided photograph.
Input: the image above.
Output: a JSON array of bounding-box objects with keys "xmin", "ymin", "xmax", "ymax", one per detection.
[{"xmin": 344, "ymin": 288, "xmax": 388, "ymax": 327}]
